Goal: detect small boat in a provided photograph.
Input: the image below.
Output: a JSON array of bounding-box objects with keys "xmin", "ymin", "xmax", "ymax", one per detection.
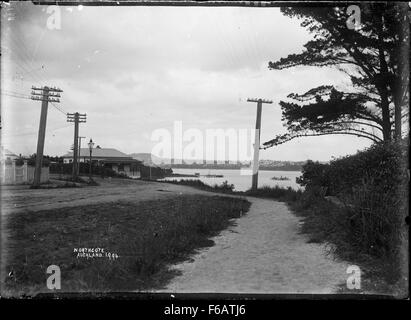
[
  {"xmin": 203, "ymin": 174, "xmax": 224, "ymax": 178},
  {"xmin": 271, "ymin": 176, "xmax": 290, "ymax": 181},
  {"xmin": 202, "ymin": 170, "xmax": 224, "ymax": 178}
]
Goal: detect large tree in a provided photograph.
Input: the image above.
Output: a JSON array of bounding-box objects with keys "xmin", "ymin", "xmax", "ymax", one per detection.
[{"xmin": 264, "ymin": 3, "xmax": 409, "ymax": 149}]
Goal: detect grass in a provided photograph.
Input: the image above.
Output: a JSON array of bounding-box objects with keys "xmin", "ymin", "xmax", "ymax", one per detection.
[
  {"xmin": 164, "ymin": 179, "xmax": 236, "ymax": 193},
  {"xmin": 4, "ymin": 195, "xmax": 250, "ymax": 295},
  {"xmin": 164, "ymin": 180, "xmax": 407, "ymax": 295},
  {"xmin": 163, "ymin": 179, "xmax": 303, "ymax": 202},
  {"xmin": 244, "ymin": 185, "xmax": 303, "ymax": 202},
  {"xmin": 29, "ymin": 182, "xmax": 81, "ymax": 189}
]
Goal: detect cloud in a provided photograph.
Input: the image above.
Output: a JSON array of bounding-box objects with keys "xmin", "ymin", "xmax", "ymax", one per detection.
[{"xmin": 1, "ymin": 3, "xmax": 372, "ymax": 161}]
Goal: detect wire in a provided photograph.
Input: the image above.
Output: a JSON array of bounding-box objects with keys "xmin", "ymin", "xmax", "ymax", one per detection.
[
  {"xmin": 1, "ymin": 92, "xmax": 32, "ymax": 100},
  {"xmin": 4, "ymin": 17, "xmax": 69, "ymax": 116},
  {"xmin": 2, "ymin": 123, "xmax": 74, "ymax": 138}
]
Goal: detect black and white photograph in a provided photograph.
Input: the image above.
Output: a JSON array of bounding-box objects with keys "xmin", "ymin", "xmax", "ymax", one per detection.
[{"xmin": 0, "ymin": 0, "xmax": 409, "ymax": 305}]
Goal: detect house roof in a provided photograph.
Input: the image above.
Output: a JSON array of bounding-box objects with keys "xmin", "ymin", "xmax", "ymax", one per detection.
[
  {"xmin": 1, "ymin": 146, "xmax": 18, "ymax": 158},
  {"xmin": 62, "ymin": 148, "xmax": 133, "ymax": 159}
]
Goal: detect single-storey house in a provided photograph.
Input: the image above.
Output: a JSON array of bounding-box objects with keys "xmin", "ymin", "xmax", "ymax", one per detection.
[
  {"xmin": 62, "ymin": 146, "xmax": 141, "ymax": 178},
  {"xmin": 1, "ymin": 147, "xmax": 19, "ymax": 161}
]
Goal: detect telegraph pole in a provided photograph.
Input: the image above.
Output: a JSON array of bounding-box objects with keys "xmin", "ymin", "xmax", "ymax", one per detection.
[
  {"xmin": 78, "ymin": 136, "xmax": 86, "ymax": 176},
  {"xmin": 31, "ymin": 86, "xmax": 62, "ymax": 186},
  {"xmin": 67, "ymin": 112, "xmax": 86, "ymax": 180},
  {"xmin": 247, "ymin": 98, "xmax": 273, "ymax": 190}
]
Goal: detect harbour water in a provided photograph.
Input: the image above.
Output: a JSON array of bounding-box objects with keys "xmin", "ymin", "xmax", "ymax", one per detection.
[{"xmin": 161, "ymin": 168, "xmax": 303, "ymax": 191}]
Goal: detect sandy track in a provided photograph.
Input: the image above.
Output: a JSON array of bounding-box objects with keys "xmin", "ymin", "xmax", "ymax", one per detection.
[
  {"xmin": 162, "ymin": 197, "xmax": 349, "ymax": 294},
  {"xmin": 1, "ymin": 179, "xmax": 349, "ymax": 294}
]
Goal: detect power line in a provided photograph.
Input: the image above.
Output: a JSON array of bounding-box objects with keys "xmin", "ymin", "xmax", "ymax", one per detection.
[
  {"xmin": 4, "ymin": 17, "xmax": 73, "ymax": 117},
  {"xmin": 1, "ymin": 92, "xmax": 32, "ymax": 100},
  {"xmin": 2, "ymin": 123, "xmax": 74, "ymax": 138}
]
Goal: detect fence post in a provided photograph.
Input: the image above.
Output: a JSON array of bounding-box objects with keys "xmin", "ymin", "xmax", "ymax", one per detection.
[
  {"xmin": 1, "ymin": 161, "xmax": 4, "ymax": 184},
  {"xmin": 23, "ymin": 160, "xmax": 28, "ymax": 182},
  {"xmin": 12, "ymin": 160, "xmax": 16, "ymax": 184}
]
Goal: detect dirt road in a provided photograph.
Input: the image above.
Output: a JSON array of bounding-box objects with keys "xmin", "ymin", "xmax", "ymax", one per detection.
[
  {"xmin": 162, "ymin": 197, "xmax": 350, "ymax": 294},
  {"xmin": 1, "ymin": 178, "xmax": 349, "ymax": 294},
  {"xmin": 0, "ymin": 177, "xmax": 212, "ymax": 293}
]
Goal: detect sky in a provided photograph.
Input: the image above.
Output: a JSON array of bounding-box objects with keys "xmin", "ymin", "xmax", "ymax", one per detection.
[{"xmin": 1, "ymin": 2, "xmax": 372, "ymax": 162}]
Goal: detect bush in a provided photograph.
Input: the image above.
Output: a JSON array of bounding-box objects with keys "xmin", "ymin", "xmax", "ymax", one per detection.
[
  {"xmin": 165, "ymin": 179, "xmax": 236, "ymax": 194},
  {"xmin": 298, "ymin": 141, "xmax": 407, "ymax": 196},
  {"xmin": 293, "ymin": 140, "xmax": 409, "ymax": 288},
  {"xmin": 245, "ymin": 185, "xmax": 302, "ymax": 202},
  {"xmin": 139, "ymin": 166, "xmax": 172, "ymax": 179},
  {"xmin": 212, "ymin": 180, "xmax": 235, "ymax": 192},
  {"xmin": 296, "ymin": 160, "xmax": 331, "ymax": 191}
]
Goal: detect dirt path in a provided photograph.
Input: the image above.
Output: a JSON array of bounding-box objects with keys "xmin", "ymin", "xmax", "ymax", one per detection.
[
  {"xmin": 162, "ymin": 197, "xmax": 350, "ymax": 294},
  {"xmin": 1, "ymin": 179, "xmax": 350, "ymax": 294}
]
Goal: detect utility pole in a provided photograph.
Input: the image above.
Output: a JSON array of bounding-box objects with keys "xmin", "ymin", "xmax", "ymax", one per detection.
[
  {"xmin": 247, "ymin": 98, "xmax": 273, "ymax": 190},
  {"xmin": 31, "ymin": 86, "xmax": 62, "ymax": 187},
  {"xmin": 78, "ymin": 136, "xmax": 86, "ymax": 176},
  {"xmin": 67, "ymin": 112, "xmax": 86, "ymax": 180}
]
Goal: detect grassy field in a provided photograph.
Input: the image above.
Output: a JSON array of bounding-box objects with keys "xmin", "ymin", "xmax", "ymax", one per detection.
[{"xmin": 4, "ymin": 194, "xmax": 250, "ymax": 295}]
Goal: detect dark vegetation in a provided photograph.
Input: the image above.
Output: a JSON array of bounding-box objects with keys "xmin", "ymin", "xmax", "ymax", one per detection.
[
  {"xmin": 164, "ymin": 179, "xmax": 236, "ymax": 194},
  {"xmin": 166, "ymin": 141, "xmax": 408, "ymax": 294},
  {"xmin": 5, "ymin": 195, "xmax": 250, "ymax": 294},
  {"xmin": 49, "ymin": 162, "xmax": 172, "ymax": 179},
  {"xmin": 265, "ymin": 4, "xmax": 409, "ymax": 147},
  {"xmin": 292, "ymin": 141, "xmax": 408, "ymax": 294}
]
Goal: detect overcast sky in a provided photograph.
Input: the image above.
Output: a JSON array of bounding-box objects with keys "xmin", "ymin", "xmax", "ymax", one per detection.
[{"xmin": 1, "ymin": 2, "xmax": 372, "ymax": 161}]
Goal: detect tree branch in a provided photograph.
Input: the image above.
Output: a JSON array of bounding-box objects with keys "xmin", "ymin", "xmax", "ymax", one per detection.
[{"xmin": 262, "ymin": 130, "xmax": 382, "ymax": 149}]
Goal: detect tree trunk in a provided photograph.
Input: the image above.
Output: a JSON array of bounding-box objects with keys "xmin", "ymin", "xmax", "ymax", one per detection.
[
  {"xmin": 394, "ymin": 4, "xmax": 410, "ymax": 140},
  {"xmin": 376, "ymin": 14, "xmax": 393, "ymax": 141}
]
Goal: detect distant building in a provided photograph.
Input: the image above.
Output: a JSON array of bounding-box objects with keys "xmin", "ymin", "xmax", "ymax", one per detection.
[
  {"xmin": 62, "ymin": 147, "xmax": 141, "ymax": 177},
  {"xmin": 1, "ymin": 147, "xmax": 49, "ymax": 184},
  {"xmin": 1, "ymin": 147, "xmax": 19, "ymax": 161}
]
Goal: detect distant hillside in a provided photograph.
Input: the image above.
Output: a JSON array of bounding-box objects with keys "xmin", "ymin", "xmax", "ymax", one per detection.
[
  {"xmin": 128, "ymin": 153, "xmax": 164, "ymax": 166},
  {"xmin": 127, "ymin": 154, "xmax": 326, "ymax": 170}
]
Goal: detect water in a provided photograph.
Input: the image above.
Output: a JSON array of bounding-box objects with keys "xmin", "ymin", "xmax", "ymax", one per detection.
[{"xmin": 161, "ymin": 168, "xmax": 302, "ymax": 192}]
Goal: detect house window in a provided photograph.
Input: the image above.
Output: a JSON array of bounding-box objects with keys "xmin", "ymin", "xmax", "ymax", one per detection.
[{"xmin": 118, "ymin": 163, "xmax": 124, "ymax": 171}]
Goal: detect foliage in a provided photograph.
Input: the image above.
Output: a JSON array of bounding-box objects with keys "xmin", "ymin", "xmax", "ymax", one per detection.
[
  {"xmin": 164, "ymin": 179, "xmax": 235, "ymax": 194},
  {"xmin": 265, "ymin": 3, "xmax": 409, "ymax": 147},
  {"xmin": 245, "ymin": 185, "xmax": 302, "ymax": 202},
  {"xmin": 292, "ymin": 141, "xmax": 408, "ymax": 290},
  {"xmin": 297, "ymin": 141, "xmax": 407, "ymax": 196},
  {"xmin": 49, "ymin": 162, "xmax": 172, "ymax": 179},
  {"xmin": 139, "ymin": 165, "xmax": 172, "ymax": 179}
]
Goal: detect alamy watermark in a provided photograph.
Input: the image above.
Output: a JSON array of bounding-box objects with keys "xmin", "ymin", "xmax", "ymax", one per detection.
[
  {"xmin": 346, "ymin": 265, "xmax": 361, "ymax": 290},
  {"xmin": 46, "ymin": 264, "xmax": 61, "ymax": 290},
  {"xmin": 346, "ymin": 5, "xmax": 361, "ymax": 30},
  {"xmin": 150, "ymin": 121, "xmax": 259, "ymax": 175}
]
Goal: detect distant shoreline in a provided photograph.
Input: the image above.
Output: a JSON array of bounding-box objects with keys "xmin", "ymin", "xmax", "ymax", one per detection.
[{"xmin": 166, "ymin": 166, "xmax": 303, "ymax": 172}]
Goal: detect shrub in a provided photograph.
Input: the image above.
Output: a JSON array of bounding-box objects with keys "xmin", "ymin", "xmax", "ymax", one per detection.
[
  {"xmin": 298, "ymin": 141, "xmax": 407, "ymax": 197},
  {"xmin": 245, "ymin": 185, "xmax": 302, "ymax": 202},
  {"xmin": 293, "ymin": 140, "xmax": 409, "ymax": 287},
  {"xmin": 296, "ymin": 160, "xmax": 331, "ymax": 191}
]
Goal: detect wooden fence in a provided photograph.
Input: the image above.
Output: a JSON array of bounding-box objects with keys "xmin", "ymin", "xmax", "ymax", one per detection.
[{"xmin": 0, "ymin": 160, "xmax": 49, "ymax": 184}]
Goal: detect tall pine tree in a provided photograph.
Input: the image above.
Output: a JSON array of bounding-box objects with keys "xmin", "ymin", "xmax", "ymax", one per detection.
[{"xmin": 264, "ymin": 3, "xmax": 409, "ymax": 148}]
